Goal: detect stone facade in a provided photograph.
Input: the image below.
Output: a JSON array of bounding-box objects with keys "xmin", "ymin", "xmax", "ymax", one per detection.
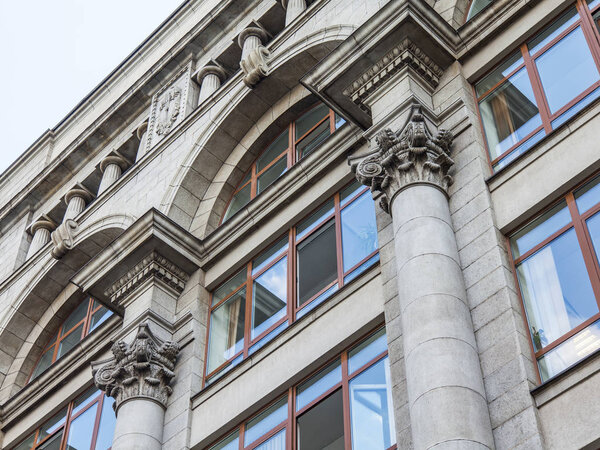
[{"xmin": 0, "ymin": 0, "xmax": 599, "ymax": 449}]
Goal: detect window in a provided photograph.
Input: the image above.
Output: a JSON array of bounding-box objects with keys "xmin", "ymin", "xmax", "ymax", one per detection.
[
  {"xmin": 30, "ymin": 297, "xmax": 113, "ymax": 381},
  {"xmin": 13, "ymin": 387, "xmax": 116, "ymax": 450},
  {"xmin": 207, "ymin": 327, "xmax": 395, "ymax": 450},
  {"xmin": 205, "ymin": 182, "xmax": 379, "ymax": 385},
  {"xmin": 222, "ymin": 104, "xmax": 345, "ymax": 223},
  {"xmin": 510, "ymin": 174, "xmax": 600, "ymax": 381},
  {"xmin": 475, "ymin": 0, "xmax": 600, "ymax": 170},
  {"xmin": 466, "ymin": 0, "xmax": 493, "ymax": 21}
]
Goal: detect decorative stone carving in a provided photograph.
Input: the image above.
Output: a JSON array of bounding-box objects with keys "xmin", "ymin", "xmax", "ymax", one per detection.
[
  {"xmin": 343, "ymin": 39, "xmax": 444, "ymax": 113},
  {"xmin": 92, "ymin": 322, "xmax": 179, "ymax": 411},
  {"xmin": 146, "ymin": 61, "xmax": 193, "ymax": 150},
  {"xmin": 50, "ymin": 219, "xmax": 79, "ymax": 259},
  {"xmin": 352, "ymin": 106, "xmax": 454, "ymax": 214},
  {"xmin": 104, "ymin": 251, "xmax": 190, "ymax": 305},
  {"xmin": 238, "ymin": 24, "xmax": 271, "ymax": 88}
]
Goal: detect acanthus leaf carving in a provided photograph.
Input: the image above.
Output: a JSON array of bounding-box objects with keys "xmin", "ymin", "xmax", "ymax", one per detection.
[
  {"xmin": 50, "ymin": 219, "xmax": 79, "ymax": 259},
  {"xmin": 92, "ymin": 322, "xmax": 179, "ymax": 411},
  {"xmin": 352, "ymin": 105, "xmax": 454, "ymax": 215}
]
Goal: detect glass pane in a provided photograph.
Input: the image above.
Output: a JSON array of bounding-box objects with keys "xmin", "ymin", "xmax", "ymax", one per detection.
[
  {"xmin": 257, "ymin": 131, "xmax": 289, "ymax": 172},
  {"xmin": 350, "ymin": 358, "xmax": 395, "ymax": 450},
  {"xmin": 510, "ymin": 202, "xmax": 571, "ymax": 258},
  {"xmin": 297, "ymin": 221, "xmax": 338, "ymax": 306},
  {"xmin": 37, "ymin": 432, "xmax": 63, "ymax": 450},
  {"xmin": 223, "ymin": 183, "xmax": 251, "ymax": 222},
  {"xmin": 249, "ymin": 321, "xmax": 288, "ymax": 355},
  {"xmin": 341, "ymin": 192, "xmax": 378, "ymax": 273},
  {"xmin": 72, "ymin": 387, "xmax": 99, "ymax": 416},
  {"xmin": 257, "ymin": 156, "xmax": 287, "ymax": 194},
  {"xmin": 207, "ymin": 289, "xmax": 246, "ymax": 374},
  {"xmin": 576, "ymin": 176, "xmax": 600, "ymax": 213},
  {"xmin": 252, "ymin": 257, "xmax": 287, "ymax": 339},
  {"xmin": 31, "ymin": 348, "xmax": 55, "ymax": 380},
  {"xmin": 94, "ymin": 396, "xmax": 116, "ymax": 450},
  {"xmin": 297, "ymin": 389, "xmax": 344, "ymax": 450},
  {"xmin": 590, "ymin": 0, "xmax": 600, "ymax": 9},
  {"xmin": 38, "ymin": 408, "xmax": 68, "ymax": 442},
  {"xmin": 296, "ymin": 121, "xmax": 331, "ymax": 160},
  {"xmin": 66, "ymin": 405, "xmax": 97, "ymax": 450},
  {"xmin": 344, "ymin": 254, "xmax": 380, "ymax": 284},
  {"xmin": 348, "ymin": 328, "xmax": 387, "ymax": 375},
  {"xmin": 295, "ymin": 104, "xmax": 329, "ymax": 139},
  {"xmin": 62, "ymin": 300, "xmax": 89, "ymax": 336},
  {"xmin": 551, "ymin": 86, "xmax": 600, "ymax": 129},
  {"xmin": 296, "ymin": 200, "xmax": 334, "ymax": 240},
  {"xmin": 255, "ymin": 429, "xmax": 286, "ymax": 450},
  {"xmin": 253, "ymin": 237, "xmax": 288, "ymax": 275},
  {"xmin": 466, "ymin": 0, "xmax": 493, "ymax": 20},
  {"xmin": 296, "ymin": 360, "xmax": 342, "ymax": 411},
  {"xmin": 538, "ymin": 319, "xmax": 600, "ymax": 381},
  {"xmin": 209, "ymin": 432, "xmax": 239, "ymax": 450},
  {"xmin": 535, "ymin": 27, "xmax": 600, "ymax": 114},
  {"xmin": 13, "ymin": 433, "xmax": 35, "ymax": 450},
  {"xmin": 493, "ymin": 129, "xmax": 545, "ymax": 170},
  {"xmin": 212, "ymin": 269, "xmax": 246, "ymax": 306},
  {"xmin": 295, "ymin": 284, "xmax": 339, "ymax": 320},
  {"xmin": 244, "ymin": 398, "xmax": 288, "ymax": 446},
  {"xmin": 90, "ymin": 305, "xmax": 112, "ymax": 333},
  {"xmin": 476, "ymin": 51, "xmax": 524, "ymax": 97},
  {"xmin": 479, "ymin": 67, "xmax": 542, "ymax": 161},
  {"xmin": 335, "ymin": 113, "xmax": 346, "ymax": 129},
  {"xmin": 528, "ymin": 8, "xmax": 579, "ymax": 55},
  {"xmin": 516, "ymin": 229, "xmax": 598, "ymax": 351},
  {"xmin": 586, "ymin": 211, "xmax": 600, "ymax": 265},
  {"xmin": 57, "ymin": 324, "xmax": 84, "ymax": 359},
  {"xmin": 340, "ymin": 181, "xmax": 364, "ymax": 206}
]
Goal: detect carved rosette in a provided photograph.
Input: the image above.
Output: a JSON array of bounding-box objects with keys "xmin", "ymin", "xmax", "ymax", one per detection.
[
  {"xmin": 92, "ymin": 322, "xmax": 179, "ymax": 411},
  {"xmin": 353, "ymin": 106, "xmax": 454, "ymax": 214}
]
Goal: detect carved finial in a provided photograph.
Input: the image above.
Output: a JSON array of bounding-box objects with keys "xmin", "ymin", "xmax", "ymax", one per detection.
[
  {"xmin": 352, "ymin": 105, "xmax": 454, "ymax": 215},
  {"xmin": 91, "ymin": 322, "xmax": 180, "ymax": 411}
]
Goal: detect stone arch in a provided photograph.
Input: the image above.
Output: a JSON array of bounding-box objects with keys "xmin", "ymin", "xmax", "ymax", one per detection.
[
  {"xmin": 0, "ymin": 213, "xmax": 134, "ymax": 400},
  {"xmin": 162, "ymin": 25, "xmax": 357, "ymax": 238}
]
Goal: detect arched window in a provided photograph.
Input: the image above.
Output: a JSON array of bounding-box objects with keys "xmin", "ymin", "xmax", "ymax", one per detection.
[
  {"xmin": 222, "ymin": 103, "xmax": 345, "ymax": 222},
  {"xmin": 12, "ymin": 386, "xmax": 116, "ymax": 450},
  {"xmin": 29, "ymin": 297, "xmax": 112, "ymax": 381},
  {"xmin": 466, "ymin": 0, "xmax": 493, "ymax": 21}
]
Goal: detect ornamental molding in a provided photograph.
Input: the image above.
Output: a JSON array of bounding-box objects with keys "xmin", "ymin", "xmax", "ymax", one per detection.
[
  {"xmin": 241, "ymin": 46, "xmax": 271, "ymax": 88},
  {"xmin": 351, "ymin": 105, "xmax": 454, "ymax": 214},
  {"xmin": 146, "ymin": 61, "xmax": 193, "ymax": 150},
  {"xmin": 342, "ymin": 39, "xmax": 444, "ymax": 112},
  {"xmin": 92, "ymin": 322, "xmax": 179, "ymax": 411},
  {"xmin": 104, "ymin": 251, "xmax": 189, "ymax": 305},
  {"xmin": 50, "ymin": 219, "xmax": 79, "ymax": 259}
]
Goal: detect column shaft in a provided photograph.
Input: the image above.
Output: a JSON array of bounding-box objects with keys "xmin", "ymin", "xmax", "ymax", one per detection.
[
  {"xmin": 391, "ymin": 185, "xmax": 493, "ymax": 449},
  {"xmin": 135, "ymin": 122, "xmax": 149, "ymax": 162},
  {"xmin": 112, "ymin": 399, "xmax": 164, "ymax": 450},
  {"xmin": 64, "ymin": 195, "xmax": 86, "ymax": 221},
  {"xmin": 198, "ymin": 73, "xmax": 221, "ymax": 103},
  {"xmin": 284, "ymin": 0, "xmax": 307, "ymax": 25},
  {"xmin": 98, "ymin": 163, "xmax": 123, "ymax": 194},
  {"xmin": 27, "ymin": 227, "xmax": 51, "ymax": 258},
  {"xmin": 241, "ymin": 34, "xmax": 262, "ymax": 60}
]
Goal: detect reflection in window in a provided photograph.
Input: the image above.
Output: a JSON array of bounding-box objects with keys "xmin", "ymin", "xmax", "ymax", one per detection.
[
  {"xmin": 466, "ymin": 0, "xmax": 493, "ymax": 21},
  {"xmin": 475, "ymin": 3, "xmax": 600, "ymax": 170},
  {"xmin": 29, "ymin": 298, "xmax": 112, "ymax": 382},
  {"xmin": 13, "ymin": 388, "xmax": 115, "ymax": 450},
  {"xmin": 511, "ymin": 175, "xmax": 600, "ymax": 380},
  {"xmin": 205, "ymin": 184, "xmax": 379, "ymax": 385},
  {"xmin": 206, "ymin": 327, "xmax": 394, "ymax": 450},
  {"xmin": 222, "ymin": 104, "xmax": 342, "ymax": 223}
]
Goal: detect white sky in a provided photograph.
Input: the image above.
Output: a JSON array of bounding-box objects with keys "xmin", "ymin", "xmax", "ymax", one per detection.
[{"xmin": 0, "ymin": 0, "xmax": 183, "ymax": 174}]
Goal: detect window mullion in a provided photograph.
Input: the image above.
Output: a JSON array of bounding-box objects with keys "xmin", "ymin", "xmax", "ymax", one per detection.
[
  {"xmin": 89, "ymin": 393, "xmax": 105, "ymax": 449},
  {"xmin": 578, "ymin": 0, "xmax": 600, "ymax": 64},
  {"xmin": 287, "ymin": 388, "xmax": 294, "ymax": 450},
  {"xmin": 341, "ymin": 351, "xmax": 352, "ymax": 450},
  {"xmin": 520, "ymin": 44, "xmax": 553, "ymax": 132},
  {"xmin": 59, "ymin": 401, "xmax": 74, "ymax": 450},
  {"xmin": 334, "ymin": 193, "xmax": 344, "ymax": 288},
  {"xmin": 244, "ymin": 263, "xmax": 252, "ymax": 359}
]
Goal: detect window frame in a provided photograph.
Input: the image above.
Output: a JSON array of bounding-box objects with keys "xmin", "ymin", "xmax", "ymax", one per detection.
[
  {"xmin": 508, "ymin": 172, "xmax": 600, "ymax": 382},
  {"xmin": 206, "ymin": 326, "xmax": 396, "ymax": 450},
  {"xmin": 13, "ymin": 388, "xmax": 111, "ymax": 450},
  {"xmin": 204, "ymin": 183, "xmax": 379, "ymax": 386},
  {"xmin": 220, "ymin": 104, "xmax": 338, "ymax": 224},
  {"xmin": 28, "ymin": 297, "xmax": 111, "ymax": 383},
  {"xmin": 474, "ymin": 0, "xmax": 600, "ymax": 171}
]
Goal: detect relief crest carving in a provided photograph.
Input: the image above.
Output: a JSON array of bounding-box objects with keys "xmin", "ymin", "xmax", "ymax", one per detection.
[{"xmin": 155, "ymin": 86, "xmax": 182, "ymax": 136}]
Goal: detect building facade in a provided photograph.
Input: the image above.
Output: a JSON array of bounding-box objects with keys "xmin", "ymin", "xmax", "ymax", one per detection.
[{"xmin": 0, "ymin": 0, "xmax": 599, "ymax": 449}]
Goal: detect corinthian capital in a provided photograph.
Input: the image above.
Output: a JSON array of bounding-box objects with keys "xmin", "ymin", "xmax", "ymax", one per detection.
[
  {"xmin": 92, "ymin": 322, "xmax": 179, "ymax": 411},
  {"xmin": 352, "ymin": 106, "xmax": 454, "ymax": 214}
]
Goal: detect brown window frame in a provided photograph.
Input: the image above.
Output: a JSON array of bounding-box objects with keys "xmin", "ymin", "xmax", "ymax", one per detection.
[
  {"xmin": 28, "ymin": 297, "xmax": 110, "ymax": 383},
  {"xmin": 220, "ymin": 104, "xmax": 339, "ymax": 224},
  {"xmin": 13, "ymin": 388, "xmax": 111, "ymax": 450},
  {"xmin": 204, "ymin": 183, "xmax": 379, "ymax": 386},
  {"xmin": 474, "ymin": 0, "xmax": 600, "ymax": 171},
  {"xmin": 508, "ymin": 172, "xmax": 600, "ymax": 382},
  {"xmin": 206, "ymin": 326, "xmax": 396, "ymax": 450}
]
